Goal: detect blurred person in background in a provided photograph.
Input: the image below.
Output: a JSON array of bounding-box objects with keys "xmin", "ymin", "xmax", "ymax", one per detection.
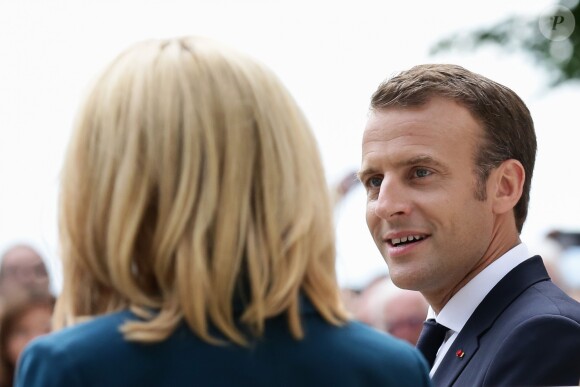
[
  {"xmin": 0, "ymin": 295, "xmax": 54, "ymax": 387},
  {"xmin": 547, "ymin": 230, "xmax": 580, "ymax": 301},
  {"xmin": 16, "ymin": 36, "xmax": 431, "ymax": 387},
  {"xmin": 330, "ymin": 170, "xmax": 360, "ymax": 208},
  {"xmin": 0, "ymin": 245, "xmax": 51, "ymax": 313},
  {"xmin": 355, "ymin": 275, "xmax": 427, "ymax": 345}
]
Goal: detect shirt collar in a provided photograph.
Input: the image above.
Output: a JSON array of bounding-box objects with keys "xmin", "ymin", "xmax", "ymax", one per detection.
[{"xmin": 428, "ymin": 243, "xmax": 530, "ymax": 333}]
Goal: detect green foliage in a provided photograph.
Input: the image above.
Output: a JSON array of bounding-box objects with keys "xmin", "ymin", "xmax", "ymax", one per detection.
[{"xmin": 431, "ymin": 3, "xmax": 580, "ymax": 86}]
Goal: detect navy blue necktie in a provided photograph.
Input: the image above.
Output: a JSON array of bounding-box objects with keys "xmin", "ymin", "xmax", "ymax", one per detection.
[{"xmin": 416, "ymin": 319, "xmax": 450, "ymax": 368}]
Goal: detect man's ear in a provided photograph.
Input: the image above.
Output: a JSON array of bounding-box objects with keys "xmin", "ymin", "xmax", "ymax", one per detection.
[{"xmin": 490, "ymin": 159, "xmax": 525, "ymax": 215}]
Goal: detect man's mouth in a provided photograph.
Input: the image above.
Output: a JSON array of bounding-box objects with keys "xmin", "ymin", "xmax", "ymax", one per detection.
[{"xmin": 388, "ymin": 234, "xmax": 427, "ymax": 247}]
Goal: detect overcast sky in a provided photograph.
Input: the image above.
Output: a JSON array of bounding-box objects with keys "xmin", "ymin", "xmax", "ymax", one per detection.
[{"xmin": 1, "ymin": 0, "xmax": 577, "ymax": 291}]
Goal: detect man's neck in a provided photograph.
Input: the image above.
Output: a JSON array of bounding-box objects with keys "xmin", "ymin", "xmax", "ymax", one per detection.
[{"xmin": 425, "ymin": 236, "xmax": 522, "ymax": 313}]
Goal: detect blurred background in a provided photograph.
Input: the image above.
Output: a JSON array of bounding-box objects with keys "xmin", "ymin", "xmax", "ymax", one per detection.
[{"xmin": 1, "ymin": 0, "xmax": 579, "ymax": 296}]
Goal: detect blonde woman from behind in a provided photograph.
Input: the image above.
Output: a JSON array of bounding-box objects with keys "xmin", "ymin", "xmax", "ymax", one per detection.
[{"xmin": 15, "ymin": 37, "xmax": 430, "ymax": 387}]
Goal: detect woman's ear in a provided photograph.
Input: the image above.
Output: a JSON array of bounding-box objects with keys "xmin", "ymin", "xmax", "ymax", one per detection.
[{"xmin": 490, "ymin": 159, "xmax": 525, "ymax": 215}]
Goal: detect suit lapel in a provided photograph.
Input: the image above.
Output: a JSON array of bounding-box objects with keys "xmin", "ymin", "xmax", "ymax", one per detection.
[{"xmin": 432, "ymin": 256, "xmax": 550, "ymax": 387}]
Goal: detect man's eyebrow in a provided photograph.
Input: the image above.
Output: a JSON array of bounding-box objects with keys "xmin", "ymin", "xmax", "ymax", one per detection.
[{"xmin": 403, "ymin": 155, "xmax": 445, "ymax": 168}]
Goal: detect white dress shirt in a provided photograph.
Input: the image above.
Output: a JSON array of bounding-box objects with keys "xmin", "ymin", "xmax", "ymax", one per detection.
[{"xmin": 428, "ymin": 243, "xmax": 531, "ymax": 376}]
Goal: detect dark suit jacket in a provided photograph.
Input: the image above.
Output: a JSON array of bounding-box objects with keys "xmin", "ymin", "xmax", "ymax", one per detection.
[
  {"xmin": 432, "ymin": 256, "xmax": 580, "ymax": 387},
  {"xmin": 16, "ymin": 297, "xmax": 431, "ymax": 387}
]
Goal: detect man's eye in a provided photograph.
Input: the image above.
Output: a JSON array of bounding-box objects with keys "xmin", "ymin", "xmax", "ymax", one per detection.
[
  {"xmin": 368, "ymin": 177, "xmax": 382, "ymax": 188},
  {"xmin": 414, "ymin": 169, "xmax": 431, "ymax": 178}
]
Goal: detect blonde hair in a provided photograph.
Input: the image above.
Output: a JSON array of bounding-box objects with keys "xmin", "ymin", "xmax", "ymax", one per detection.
[{"xmin": 55, "ymin": 36, "xmax": 347, "ymax": 345}]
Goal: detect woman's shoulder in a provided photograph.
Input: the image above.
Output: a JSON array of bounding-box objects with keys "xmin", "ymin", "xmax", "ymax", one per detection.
[
  {"xmin": 15, "ymin": 310, "xmax": 136, "ymax": 387},
  {"xmin": 296, "ymin": 298, "xmax": 429, "ymax": 374},
  {"xmin": 25, "ymin": 310, "xmax": 133, "ymax": 358},
  {"xmin": 283, "ymin": 318, "xmax": 431, "ymax": 387},
  {"xmin": 328, "ymin": 319, "xmax": 424, "ymax": 360}
]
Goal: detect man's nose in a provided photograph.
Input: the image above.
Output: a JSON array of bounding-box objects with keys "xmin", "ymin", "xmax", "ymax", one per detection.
[{"xmin": 374, "ymin": 177, "xmax": 411, "ymax": 219}]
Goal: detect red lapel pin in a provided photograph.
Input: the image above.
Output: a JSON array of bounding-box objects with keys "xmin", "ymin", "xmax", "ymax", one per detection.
[{"xmin": 456, "ymin": 349, "xmax": 465, "ymax": 358}]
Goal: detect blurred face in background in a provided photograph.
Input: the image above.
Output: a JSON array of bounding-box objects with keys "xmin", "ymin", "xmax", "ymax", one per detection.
[
  {"xmin": 382, "ymin": 290, "xmax": 428, "ymax": 345},
  {"xmin": 352, "ymin": 277, "xmax": 427, "ymax": 345},
  {"xmin": 0, "ymin": 246, "xmax": 50, "ymax": 299}
]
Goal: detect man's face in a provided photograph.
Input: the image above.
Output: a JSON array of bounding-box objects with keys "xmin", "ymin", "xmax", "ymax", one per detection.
[
  {"xmin": 0, "ymin": 246, "xmax": 50, "ymax": 298},
  {"xmin": 360, "ymin": 97, "xmax": 495, "ymax": 299}
]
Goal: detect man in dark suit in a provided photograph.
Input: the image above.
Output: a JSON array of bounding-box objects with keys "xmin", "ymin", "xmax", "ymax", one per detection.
[{"xmin": 359, "ymin": 63, "xmax": 580, "ymax": 386}]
